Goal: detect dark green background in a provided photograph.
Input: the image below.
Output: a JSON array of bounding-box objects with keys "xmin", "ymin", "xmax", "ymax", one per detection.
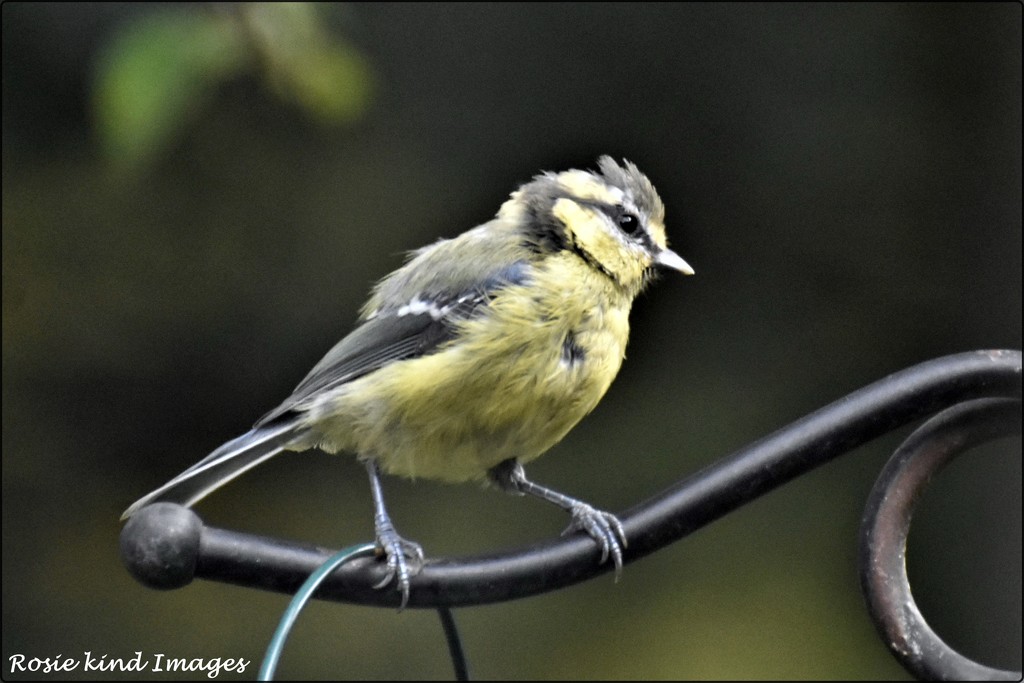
[{"xmin": 3, "ymin": 3, "xmax": 1020, "ymax": 679}]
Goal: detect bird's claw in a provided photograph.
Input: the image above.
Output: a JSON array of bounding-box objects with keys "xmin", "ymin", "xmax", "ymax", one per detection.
[
  {"xmin": 562, "ymin": 502, "xmax": 627, "ymax": 580},
  {"xmin": 373, "ymin": 519, "xmax": 424, "ymax": 609}
]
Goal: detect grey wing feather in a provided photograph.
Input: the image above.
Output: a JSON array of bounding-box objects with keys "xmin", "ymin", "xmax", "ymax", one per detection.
[
  {"xmin": 121, "ymin": 313, "xmax": 442, "ymax": 519},
  {"xmin": 254, "ymin": 311, "xmax": 456, "ymax": 426},
  {"xmin": 121, "ymin": 421, "xmax": 302, "ymax": 519},
  {"xmin": 255, "ymin": 258, "xmax": 532, "ymax": 427}
]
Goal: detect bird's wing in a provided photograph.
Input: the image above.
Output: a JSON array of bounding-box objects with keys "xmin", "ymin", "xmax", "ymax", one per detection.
[{"xmin": 254, "ymin": 257, "xmax": 530, "ymax": 427}]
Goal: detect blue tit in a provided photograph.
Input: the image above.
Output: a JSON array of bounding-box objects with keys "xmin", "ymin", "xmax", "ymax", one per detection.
[{"xmin": 123, "ymin": 156, "xmax": 694, "ymax": 606}]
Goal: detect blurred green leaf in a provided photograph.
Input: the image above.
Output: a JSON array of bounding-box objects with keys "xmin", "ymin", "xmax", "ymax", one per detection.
[
  {"xmin": 93, "ymin": 10, "xmax": 245, "ymax": 169},
  {"xmin": 92, "ymin": 4, "xmax": 372, "ymax": 170},
  {"xmin": 242, "ymin": 3, "xmax": 372, "ymax": 123},
  {"xmin": 274, "ymin": 40, "xmax": 372, "ymax": 123}
]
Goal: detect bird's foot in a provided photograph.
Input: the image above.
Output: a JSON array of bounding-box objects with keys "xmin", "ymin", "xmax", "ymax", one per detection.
[
  {"xmin": 372, "ymin": 515, "xmax": 424, "ymax": 609},
  {"xmin": 562, "ymin": 502, "xmax": 627, "ymax": 581}
]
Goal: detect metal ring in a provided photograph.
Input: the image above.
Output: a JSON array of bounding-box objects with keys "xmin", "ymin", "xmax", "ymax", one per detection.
[{"xmin": 859, "ymin": 397, "xmax": 1021, "ymax": 680}]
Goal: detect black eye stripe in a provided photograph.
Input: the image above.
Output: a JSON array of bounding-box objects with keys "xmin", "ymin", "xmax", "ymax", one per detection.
[
  {"xmin": 593, "ymin": 202, "xmax": 657, "ymax": 251},
  {"xmin": 591, "ymin": 203, "xmax": 639, "ymax": 236},
  {"xmin": 555, "ymin": 197, "xmax": 657, "ymax": 254},
  {"xmin": 605, "ymin": 204, "xmax": 638, "ymax": 234}
]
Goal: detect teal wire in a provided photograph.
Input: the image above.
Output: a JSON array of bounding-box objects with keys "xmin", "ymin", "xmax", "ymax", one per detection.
[{"xmin": 258, "ymin": 542, "xmax": 378, "ymax": 681}]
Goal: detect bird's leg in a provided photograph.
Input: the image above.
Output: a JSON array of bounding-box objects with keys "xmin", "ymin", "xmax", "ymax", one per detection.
[
  {"xmin": 489, "ymin": 458, "xmax": 627, "ymax": 579},
  {"xmin": 365, "ymin": 458, "xmax": 424, "ymax": 608}
]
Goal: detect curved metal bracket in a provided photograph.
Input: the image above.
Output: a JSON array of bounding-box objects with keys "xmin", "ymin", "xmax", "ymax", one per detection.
[{"xmin": 860, "ymin": 397, "xmax": 1020, "ymax": 680}]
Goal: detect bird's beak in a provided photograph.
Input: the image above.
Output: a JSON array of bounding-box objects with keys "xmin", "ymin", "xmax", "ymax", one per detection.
[{"xmin": 655, "ymin": 248, "xmax": 695, "ymax": 275}]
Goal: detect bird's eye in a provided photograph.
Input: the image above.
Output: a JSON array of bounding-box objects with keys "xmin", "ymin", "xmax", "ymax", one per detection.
[{"xmin": 616, "ymin": 208, "xmax": 642, "ymax": 236}]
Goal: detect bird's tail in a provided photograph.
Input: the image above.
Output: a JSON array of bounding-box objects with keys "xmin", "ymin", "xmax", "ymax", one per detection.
[{"xmin": 121, "ymin": 421, "xmax": 304, "ymax": 520}]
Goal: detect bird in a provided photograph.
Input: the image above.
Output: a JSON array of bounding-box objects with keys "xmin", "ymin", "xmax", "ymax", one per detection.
[{"xmin": 122, "ymin": 156, "xmax": 694, "ymax": 607}]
